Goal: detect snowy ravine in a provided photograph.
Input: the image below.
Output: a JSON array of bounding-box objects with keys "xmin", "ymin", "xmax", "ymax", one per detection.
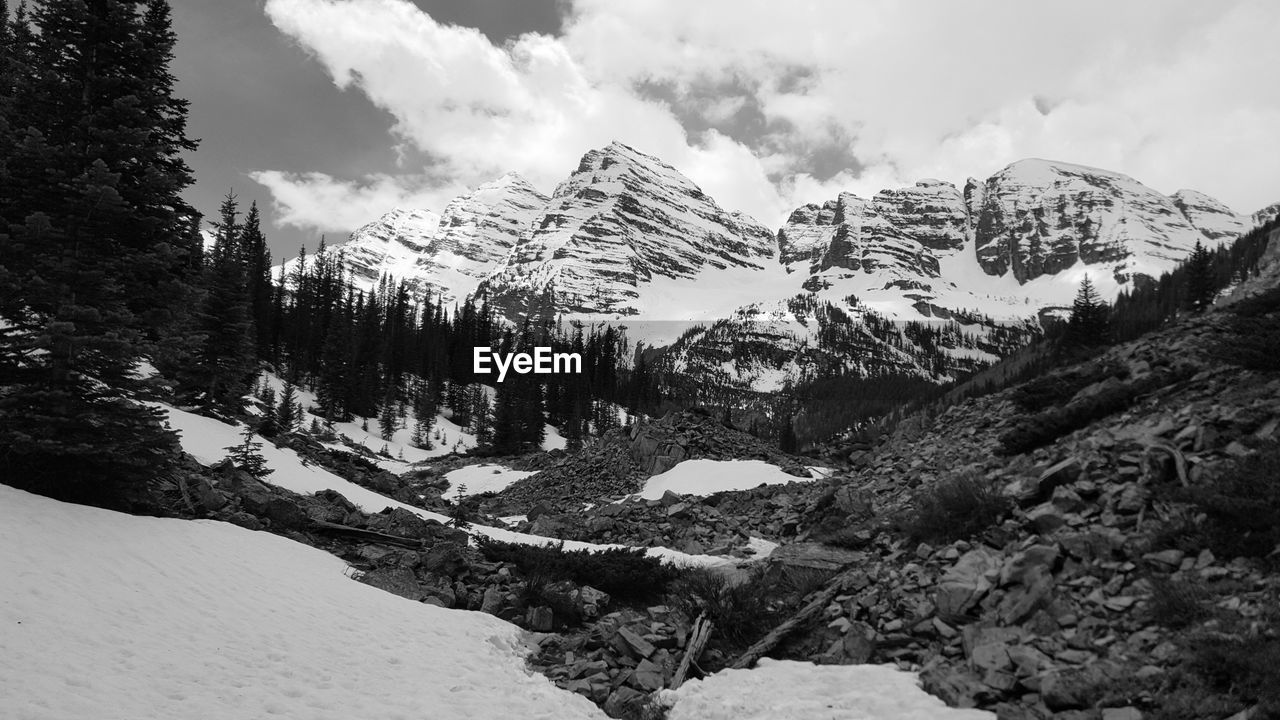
[{"xmin": 0, "ymin": 486, "xmax": 995, "ymax": 720}]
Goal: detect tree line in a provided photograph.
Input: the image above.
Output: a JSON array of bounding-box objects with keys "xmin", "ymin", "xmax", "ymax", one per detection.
[{"xmin": 0, "ymin": 1, "xmax": 663, "ymax": 505}]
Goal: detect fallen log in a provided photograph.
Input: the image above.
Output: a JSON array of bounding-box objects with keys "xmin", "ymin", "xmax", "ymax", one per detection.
[
  {"xmin": 309, "ymin": 520, "xmax": 424, "ymax": 549},
  {"xmin": 729, "ymin": 566, "xmax": 864, "ymax": 670}
]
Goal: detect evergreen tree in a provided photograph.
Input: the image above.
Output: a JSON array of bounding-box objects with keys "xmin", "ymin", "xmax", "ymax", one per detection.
[
  {"xmin": 1063, "ymin": 275, "xmax": 1110, "ymax": 350},
  {"xmin": 447, "ymin": 483, "xmax": 472, "ymax": 530},
  {"xmin": 240, "ymin": 201, "xmax": 274, "ymax": 356},
  {"xmin": 1184, "ymin": 240, "xmax": 1216, "ymax": 313},
  {"xmin": 470, "ymin": 384, "xmax": 492, "ymax": 447},
  {"xmin": 0, "ymin": 0, "xmax": 196, "ymax": 503},
  {"xmin": 378, "ymin": 390, "xmax": 399, "ymax": 440},
  {"xmin": 276, "ymin": 381, "xmax": 300, "ymax": 434},
  {"xmin": 224, "ymin": 423, "xmax": 272, "ymax": 479},
  {"xmin": 188, "ymin": 192, "xmax": 256, "ymax": 410}
]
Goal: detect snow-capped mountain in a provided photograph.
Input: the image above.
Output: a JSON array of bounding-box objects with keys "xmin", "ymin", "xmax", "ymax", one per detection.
[
  {"xmin": 480, "ymin": 142, "xmax": 778, "ymax": 318},
  {"xmin": 971, "ymin": 160, "xmax": 1238, "ymax": 284},
  {"xmin": 299, "ymin": 144, "xmax": 1265, "ymax": 395},
  {"xmin": 285, "ymin": 174, "xmax": 546, "ymax": 305}
]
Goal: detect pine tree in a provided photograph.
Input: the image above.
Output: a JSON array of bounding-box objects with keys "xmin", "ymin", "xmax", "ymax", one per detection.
[
  {"xmin": 1184, "ymin": 240, "xmax": 1216, "ymax": 313},
  {"xmin": 240, "ymin": 201, "xmax": 274, "ymax": 356},
  {"xmin": 1063, "ymin": 275, "xmax": 1110, "ymax": 350},
  {"xmin": 470, "ymin": 384, "xmax": 492, "ymax": 447},
  {"xmin": 448, "ymin": 483, "xmax": 472, "ymax": 530},
  {"xmin": 378, "ymin": 390, "xmax": 399, "ymax": 440},
  {"xmin": 224, "ymin": 423, "xmax": 272, "ymax": 479},
  {"xmin": 276, "ymin": 381, "xmax": 300, "ymax": 433},
  {"xmin": 188, "ymin": 191, "xmax": 257, "ymax": 410},
  {"xmin": 0, "ymin": 0, "xmax": 196, "ymax": 503}
]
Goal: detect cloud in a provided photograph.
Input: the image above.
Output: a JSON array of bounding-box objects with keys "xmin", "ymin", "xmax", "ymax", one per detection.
[
  {"xmin": 248, "ymin": 170, "xmax": 457, "ymax": 232},
  {"xmin": 257, "ymin": 0, "xmax": 1280, "ymax": 234}
]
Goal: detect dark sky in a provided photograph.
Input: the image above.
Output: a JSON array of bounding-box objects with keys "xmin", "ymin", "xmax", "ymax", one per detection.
[{"xmin": 169, "ymin": 0, "xmax": 564, "ymax": 260}]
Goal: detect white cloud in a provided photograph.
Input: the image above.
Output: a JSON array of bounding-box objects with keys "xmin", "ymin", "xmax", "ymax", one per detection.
[
  {"xmin": 256, "ymin": 0, "xmax": 1280, "ymax": 234},
  {"xmin": 249, "ymin": 170, "xmax": 457, "ymax": 232}
]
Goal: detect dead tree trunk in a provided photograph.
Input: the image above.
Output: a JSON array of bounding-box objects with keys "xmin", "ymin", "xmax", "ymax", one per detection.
[
  {"xmin": 671, "ymin": 614, "xmax": 713, "ymax": 689},
  {"xmin": 729, "ymin": 567, "xmax": 864, "ymax": 670}
]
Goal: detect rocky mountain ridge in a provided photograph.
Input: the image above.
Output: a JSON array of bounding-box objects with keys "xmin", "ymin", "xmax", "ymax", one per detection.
[{"xmin": 296, "ymin": 145, "xmax": 1267, "ymax": 393}]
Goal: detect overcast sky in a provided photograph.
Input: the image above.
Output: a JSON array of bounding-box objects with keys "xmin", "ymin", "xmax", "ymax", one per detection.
[{"xmin": 170, "ymin": 0, "xmax": 1280, "ymax": 261}]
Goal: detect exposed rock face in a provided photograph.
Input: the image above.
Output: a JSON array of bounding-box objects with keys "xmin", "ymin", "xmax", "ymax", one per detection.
[
  {"xmin": 971, "ymin": 159, "xmax": 1238, "ymax": 284},
  {"xmin": 1170, "ymin": 189, "xmax": 1250, "ymax": 242},
  {"xmin": 780, "ymin": 180, "xmax": 968, "ymax": 293},
  {"xmin": 481, "ymin": 141, "xmax": 777, "ymax": 316}
]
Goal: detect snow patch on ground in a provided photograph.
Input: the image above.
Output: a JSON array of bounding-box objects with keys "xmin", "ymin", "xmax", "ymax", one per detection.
[
  {"xmin": 0, "ymin": 484, "xmax": 605, "ymax": 720},
  {"xmin": 662, "ymin": 659, "xmax": 994, "ymax": 720},
  {"xmin": 636, "ymin": 459, "xmax": 813, "ymax": 500},
  {"xmin": 446, "ymin": 464, "xmax": 536, "ymax": 495},
  {"xmin": 162, "ymin": 405, "xmax": 734, "ymax": 568}
]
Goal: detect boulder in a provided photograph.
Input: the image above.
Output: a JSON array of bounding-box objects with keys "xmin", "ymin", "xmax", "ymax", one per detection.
[
  {"xmin": 263, "ymin": 497, "xmax": 306, "ymax": 529},
  {"xmin": 1023, "ymin": 458, "xmax": 1082, "ymax": 505},
  {"xmin": 357, "ymin": 566, "xmax": 423, "ymax": 602},
  {"xmin": 1041, "ymin": 664, "xmax": 1112, "ymax": 711},
  {"xmin": 1026, "ymin": 503, "xmax": 1066, "ymax": 534},
  {"xmin": 526, "ymin": 606, "xmax": 554, "ymax": 632},
  {"xmin": 421, "ymin": 541, "xmax": 468, "ymax": 575},
  {"xmin": 1000, "ymin": 544, "xmax": 1060, "ymax": 587},
  {"xmin": 768, "ymin": 542, "xmax": 863, "ymax": 573},
  {"xmin": 935, "ymin": 547, "xmax": 1001, "ymax": 623},
  {"xmin": 602, "ymin": 687, "xmax": 648, "ymax": 718},
  {"xmin": 481, "ymin": 586, "xmax": 505, "ymax": 615}
]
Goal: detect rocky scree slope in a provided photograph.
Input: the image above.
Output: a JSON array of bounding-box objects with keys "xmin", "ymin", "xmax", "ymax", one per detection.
[
  {"xmin": 490, "ymin": 409, "xmax": 810, "ymax": 517},
  {"xmin": 719, "ymin": 303, "xmax": 1280, "ymax": 718}
]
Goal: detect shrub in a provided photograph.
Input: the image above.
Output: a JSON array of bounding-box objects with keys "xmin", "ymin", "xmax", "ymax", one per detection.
[
  {"xmin": 1010, "ymin": 360, "xmax": 1128, "ymax": 413},
  {"xmin": 1180, "ymin": 441, "xmax": 1280, "ymax": 562},
  {"xmin": 1180, "ymin": 627, "xmax": 1280, "ymax": 714},
  {"xmin": 997, "ymin": 371, "xmax": 1181, "ymax": 456},
  {"xmin": 900, "ymin": 473, "xmax": 1011, "ymax": 544},
  {"xmin": 475, "ymin": 538, "xmax": 679, "ymax": 603},
  {"xmin": 667, "ymin": 565, "xmax": 783, "ymax": 650},
  {"xmin": 1213, "ymin": 285, "xmax": 1280, "ymax": 372},
  {"xmin": 1146, "ymin": 577, "xmax": 1210, "ymax": 629}
]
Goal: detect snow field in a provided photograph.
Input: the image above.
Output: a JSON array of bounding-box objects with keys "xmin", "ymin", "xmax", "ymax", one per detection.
[
  {"xmin": 636, "ymin": 459, "xmax": 815, "ymax": 500},
  {"xmin": 0, "ymin": 484, "xmax": 606, "ymax": 720},
  {"xmin": 662, "ymin": 659, "xmax": 994, "ymax": 720},
  {"xmin": 444, "ymin": 463, "xmax": 537, "ymax": 495}
]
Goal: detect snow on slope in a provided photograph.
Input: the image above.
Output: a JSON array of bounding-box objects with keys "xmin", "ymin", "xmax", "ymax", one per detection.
[
  {"xmin": 662, "ymin": 659, "xmax": 993, "ymax": 720},
  {"xmin": 0, "ymin": 487, "xmax": 995, "ymax": 720},
  {"xmin": 0, "ymin": 484, "xmax": 605, "ymax": 720},
  {"xmin": 163, "ymin": 405, "xmax": 732, "ymax": 567},
  {"xmin": 258, "ymin": 372, "xmax": 475, "ymax": 469},
  {"xmin": 637, "ymin": 459, "xmax": 814, "ymax": 500},
  {"xmin": 445, "ymin": 464, "xmax": 536, "ymax": 495}
]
